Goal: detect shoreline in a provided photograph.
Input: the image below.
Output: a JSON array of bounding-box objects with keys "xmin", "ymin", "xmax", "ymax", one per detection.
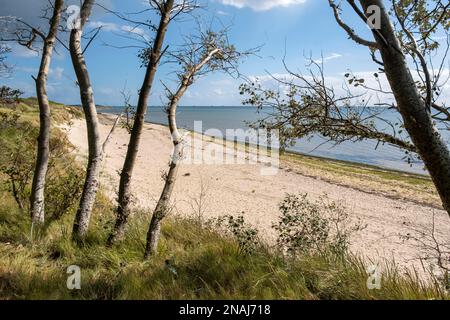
[
  {"xmin": 98, "ymin": 112, "xmax": 438, "ymax": 210},
  {"xmin": 98, "ymin": 112, "xmax": 429, "ymax": 179},
  {"xmin": 62, "ymin": 113, "xmax": 450, "ymax": 277},
  {"xmin": 96, "ymin": 112, "xmax": 439, "ymax": 209}
]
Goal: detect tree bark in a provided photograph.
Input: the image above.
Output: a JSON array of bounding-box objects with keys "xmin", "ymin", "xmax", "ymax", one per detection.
[
  {"xmin": 144, "ymin": 48, "xmax": 220, "ymax": 258},
  {"xmin": 144, "ymin": 106, "xmax": 183, "ymax": 258},
  {"xmin": 69, "ymin": 0, "xmax": 102, "ymax": 240},
  {"xmin": 359, "ymin": 0, "xmax": 450, "ymax": 214},
  {"xmin": 30, "ymin": 0, "xmax": 64, "ymax": 225},
  {"xmin": 107, "ymin": 0, "xmax": 175, "ymax": 245}
]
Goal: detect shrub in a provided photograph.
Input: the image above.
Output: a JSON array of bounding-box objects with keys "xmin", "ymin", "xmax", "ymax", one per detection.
[
  {"xmin": 210, "ymin": 215, "xmax": 260, "ymax": 255},
  {"xmin": 45, "ymin": 167, "xmax": 84, "ymax": 223},
  {"xmin": 273, "ymin": 194, "xmax": 364, "ymax": 257},
  {"xmin": 0, "ymin": 112, "xmax": 36, "ymax": 210}
]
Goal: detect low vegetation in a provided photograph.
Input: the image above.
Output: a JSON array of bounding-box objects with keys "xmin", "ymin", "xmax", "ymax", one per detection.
[
  {"xmin": 0, "ymin": 99, "xmax": 448, "ymax": 300},
  {"xmin": 282, "ymin": 152, "xmax": 439, "ymax": 208}
]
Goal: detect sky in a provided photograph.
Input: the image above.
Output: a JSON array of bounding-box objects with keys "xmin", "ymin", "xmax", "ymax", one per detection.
[{"xmin": 0, "ymin": 0, "xmax": 448, "ymax": 106}]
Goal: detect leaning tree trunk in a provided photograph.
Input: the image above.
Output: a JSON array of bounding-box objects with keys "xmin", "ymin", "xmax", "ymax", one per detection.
[
  {"xmin": 144, "ymin": 92, "xmax": 185, "ymax": 258},
  {"xmin": 69, "ymin": 0, "xmax": 102, "ymax": 240},
  {"xmin": 30, "ymin": 0, "xmax": 64, "ymax": 225},
  {"xmin": 107, "ymin": 0, "xmax": 175, "ymax": 245},
  {"xmin": 360, "ymin": 0, "xmax": 450, "ymax": 215},
  {"xmin": 144, "ymin": 49, "xmax": 220, "ymax": 258}
]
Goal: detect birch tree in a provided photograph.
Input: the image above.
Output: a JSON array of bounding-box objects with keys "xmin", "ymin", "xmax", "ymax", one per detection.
[
  {"xmin": 329, "ymin": 0, "xmax": 450, "ymax": 215},
  {"xmin": 69, "ymin": 0, "xmax": 103, "ymax": 240},
  {"xmin": 30, "ymin": 0, "xmax": 65, "ymax": 225},
  {"xmin": 0, "ymin": 1, "xmax": 65, "ymax": 224},
  {"xmin": 144, "ymin": 29, "xmax": 244, "ymax": 257},
  {"xmin": 107, "ymin": 0, "xmax": 200, "ymax": 245}
]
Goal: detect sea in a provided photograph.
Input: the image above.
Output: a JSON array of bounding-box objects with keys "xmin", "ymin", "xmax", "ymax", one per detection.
[{"xmin": 98, "ymin": 105, "xmax": 449, "ymax": 175}]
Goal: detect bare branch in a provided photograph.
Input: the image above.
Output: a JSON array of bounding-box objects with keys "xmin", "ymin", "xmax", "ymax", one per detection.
[{"xmin": 328, "ymin": 0, "xmax": 379, "ymax": 49}]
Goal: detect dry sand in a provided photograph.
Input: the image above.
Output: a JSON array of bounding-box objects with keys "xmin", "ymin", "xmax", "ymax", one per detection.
[{"xmin": 62, "ymin": 114, "xmax": 450, "ymax": 277}]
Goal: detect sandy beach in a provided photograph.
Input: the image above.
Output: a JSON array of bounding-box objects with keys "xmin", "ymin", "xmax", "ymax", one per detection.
[{"xmin": 62, "ymin": 114, "xmax": 450, "ymax": 276}]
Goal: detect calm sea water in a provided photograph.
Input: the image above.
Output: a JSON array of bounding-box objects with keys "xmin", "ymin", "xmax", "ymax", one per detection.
[{"xmin": 99, "ymin": 105, "xmax": 442, "ymax": 175}]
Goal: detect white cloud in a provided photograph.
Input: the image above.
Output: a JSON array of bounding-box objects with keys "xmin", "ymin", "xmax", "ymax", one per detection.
[
  {"xmin": 17, "ymin": 66, "xmax": 65, "ymax": 81},
  {"xmin": 88, "ymin": 21, "xmax": 119, "ymax": 32},
  {"xmin": 50, "ymin": 67, "xmax": 64, "ymax": 80},
  {"xmin": 216, "ymin": 10, "xmax": 230, "ymax": 16},
  {"xmin": 217, "ymin": 0, "xmax": 307, "ymax": 11},
  {"xmin": 121, "ymin": 25, "xmax": 149, "ymax": 41},
  {"xmin": 213, "ymin": 88, "xmax": 225, "ymax": 95},
  {"xmin": 10, "ymin": 42, "xmax": 39, "ymax": 58},
  {"xmin": 87, "ymin": 21, "xmax": 150, "ymax": 41},
  {"xmin": 248, "ymin": 70, "xmax": 395, "ymax": 105},
  {"xmin": 313, "ymin": 53, "xmax": 343, "ymax": 64},
  {"xmin": 180, "ymin": 77, "xmax": 243, "ymax": 106},
  {"xmin": 16, "ymin": 66, "xmax": 38, "ymax": 74}
]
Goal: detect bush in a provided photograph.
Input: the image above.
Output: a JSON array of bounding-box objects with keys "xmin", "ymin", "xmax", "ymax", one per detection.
[
  {"xmin": 0, "ymin": 111, "xmax": 37, "ymax": 210},
  {"xmin": 273, "ymin": 194, "xmax": 364, "ymax": 257},
  {"xmin": 210, "ymin": 215, "xmax": 260, "ymax": 255},
  {"xmin": 46, "ymin": 167, "xmax": 84, "ymax": 223}
]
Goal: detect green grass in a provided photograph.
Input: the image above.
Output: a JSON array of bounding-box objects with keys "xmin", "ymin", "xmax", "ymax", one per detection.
[
  {"xmin": 282, "ymin": 152, "xmax": 431, "ymax": 186},
  {"xmin": 0, "ymin": 98, "xmax": 447, "ymax": 300},
  {"xmin": 0, "ymin": 98, "xmax": 83, "ymax": 126}
]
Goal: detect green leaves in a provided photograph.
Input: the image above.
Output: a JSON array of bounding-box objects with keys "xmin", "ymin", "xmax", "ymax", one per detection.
[
  {"xmin": 274, "ymin": 194, "xmax": 364, "ymax": 257},
  {"xmin": 211, "ymin": 215, "xmax": 260, "ymax": 255}
]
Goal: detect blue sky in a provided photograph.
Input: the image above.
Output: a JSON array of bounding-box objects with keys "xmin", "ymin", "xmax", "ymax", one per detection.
[{"xmin": 1, "ymin": 0, "xmax": 447, "ymax": 106}]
